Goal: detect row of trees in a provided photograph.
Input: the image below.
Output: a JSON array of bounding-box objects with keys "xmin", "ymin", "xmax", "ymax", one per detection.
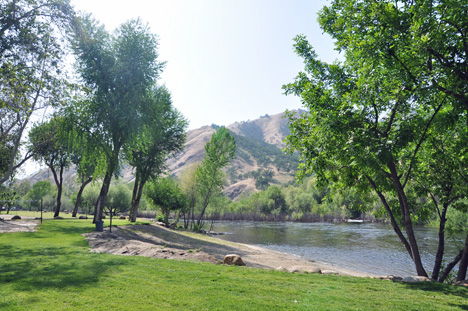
[
  {"xmin": 283, "ymin": 0, "xmax": 468, "ymax": 281},
  {"xmin": 0, "ymin": 1, "xmax": 190, "ymax": 225}
]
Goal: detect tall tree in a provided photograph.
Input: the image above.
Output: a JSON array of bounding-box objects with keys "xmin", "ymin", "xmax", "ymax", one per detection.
[
  {"xmin": 196, "ymin": 127, "xmax": 236, "ymax": 228},
  {"xmin": 126, "ymin": 86, "xmax": 187, "ymax": 222},
  {"xmin": 284, "ymin": 35, "xmax": 448, "ymax": 277},
  {"xmin": 315, "ymin": 0, "xmax": 468, "ymax": 281},
  {"xmin": 0, "ymin": 0, "xmax": 74, "ymax": 184},
  {"xmin": 28, "ymin": 116, "xmax": 69, "ymax": 217},
  {"xmin": 70, "ymin": 16, "xmax": 164, "ymax": 223},
  {"xmin": 285, "ymin": 0, "xmax": 468, "ymax": 278}
]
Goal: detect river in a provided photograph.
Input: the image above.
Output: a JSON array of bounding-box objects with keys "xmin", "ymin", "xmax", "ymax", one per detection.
[{"xmin": 209, "ymin": 221, "xmax": 463, "ymax": 276}]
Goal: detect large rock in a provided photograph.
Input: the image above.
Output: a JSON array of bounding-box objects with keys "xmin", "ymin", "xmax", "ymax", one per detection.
[
  {"xmin": 401, "ymin": 276, "xmax": 433, "ymax": 283},
  {"xmin": 321, "ymin": 270, "xmax": 338, "ymax": 275},
  {"xmin": 223, "ymin": 254, "xmax": 246, "ymax": 266},
  {"xmin": 288, "ymin": 266, "xmax": 321, "ymax": 274},
  {"xmin": 454, "ymin": 280, "xmax": 468, "ymax": 287},
  {"xmin": 11, "ymin": 215, "xmax": 21, "ymax": 220}
]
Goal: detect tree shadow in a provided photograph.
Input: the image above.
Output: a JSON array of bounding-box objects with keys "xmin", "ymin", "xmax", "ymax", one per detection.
[
  {"xmin": 111, "ymin": 224, "xmax": 274, "ymax": 269},
  {"xmin": 401, "ymin": 281, "xmax": 468, "ymax": 308},
  {"xmin": 0, "ymin": 244, "xmax": 127, "ymax": 292}
]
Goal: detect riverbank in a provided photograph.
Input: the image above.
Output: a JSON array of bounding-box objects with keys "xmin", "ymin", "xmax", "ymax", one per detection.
[
  {"xmin": 1, "ymin": 219, "xmax": 467, "ymax": 310},
  {"xmin": 84, "ymin": 223, "xmax": 376, "ymax": 278}
]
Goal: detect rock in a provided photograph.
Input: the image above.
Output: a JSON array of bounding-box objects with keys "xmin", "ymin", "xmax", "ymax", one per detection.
[
  {"xmin": 11, "ymin": 215, "xmax": 21, "ymax": 220},
  {"xmin": 288, "ymin": 266, "xmax": 321, "ymax": 274},
  {"xmin": 79, "ymin": 216, "xmax": 88, "ymax": 219},
  {"xmin": 119, "ymin": 216, "xmax": 126, "ymax": 220},
  {"xmin": 454, "ymin": 280, "xmax": 468, "ymax": 287},
  {"xmin": 374, "ymin": 275, "xmax": 403, "ymax": 281},
  {"xmin": 321, "ymin": 270, "xmax": 338, "ymax": 275},
  {"xmin": 401, "ymin": 276, "xmax": 433, "ymax": 283},
  {"xmin": 223, "ymin": 254, "xmax": 246, "ymax": 266},
  {"xmin": 54, "ymin": 216, "xmax": 64, "ymax": 219}
]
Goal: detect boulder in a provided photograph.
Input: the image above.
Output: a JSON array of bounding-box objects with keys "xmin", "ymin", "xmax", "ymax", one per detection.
[
  {"xmin": 374, "ymin": 275, "xmax": 403, "ymax": 281},
  {"xmin": 223, "ymin": 254, "xmax": 246, "ymax": 266},
  {"xmin": 288, "ymin": 266, "xmax": 321, "ymax": 274},
  {"xmin": 321, "ymin": 270, "xmax": 338, "ymax": 275},
  {"xmin": 401, "ymin": 276, "xmax": 433, "ymax": 283},
  {"xmin": 11, "ymin": 215, "xmax": 21, "ymax": 220},
  {"xmin": 79, "ymin": 216, "xmax": 88, "ymax": 219},
  {"xmin": 454, "ymin": 280, "xmax": 468, "ymax": 287}
]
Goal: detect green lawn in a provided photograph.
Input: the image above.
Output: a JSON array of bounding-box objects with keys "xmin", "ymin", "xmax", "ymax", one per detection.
[{"xmin": 0, "ymin": 219, "xmax": 466, "ymax": 310}]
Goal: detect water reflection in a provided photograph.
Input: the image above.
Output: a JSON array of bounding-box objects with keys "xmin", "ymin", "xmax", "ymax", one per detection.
[{"xmin": 211, "ymin": 221, "xmax": 463, "ymax": 276}]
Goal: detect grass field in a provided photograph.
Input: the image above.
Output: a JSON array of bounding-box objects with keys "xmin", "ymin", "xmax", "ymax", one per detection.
[{"xmin": 0, "ymin": 218, "xmax": 467, "ymax": 310}]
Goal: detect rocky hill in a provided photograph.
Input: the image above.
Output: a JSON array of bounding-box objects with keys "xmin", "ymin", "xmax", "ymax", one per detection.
[{"xmin": 24, "ymin": 110, "xmax": 301, "ymax": 200}]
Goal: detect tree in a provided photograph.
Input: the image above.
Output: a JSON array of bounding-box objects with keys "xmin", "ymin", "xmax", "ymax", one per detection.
[
  {"xmin": 314, "ymin": 0, "xmax": 468, "ymax": 281},
  {"xmin": 196, "ymin": 127, "xmax": 236, "ymax": 228},
  {"xmin": 0, "ymin": 190, "xmax": 17, "ymax": 214},
  {"xmin": 284, "ymin": 34, "xmax": 448, "ymax": 276},
  {"xmin": 284, "ymin": 1, "xmax": 468, "ymax": 278},
  {"xmin": 104, "ymin": 182, "xmax": 131, "ymax": 232},
  {"xmin": 28, "ymin": 180, "xmax": 51, "ymax": 211},
  {"xmin": 126, "ymin": 86, "xmax": 187, "ymax": 222},
  {"xmin": 0, "ymin": 0, "xmax": 74, "ymax": 184},
  {"xmin": 179, "ymin": 163, "xmax": 199, "ymax": 229},
  {"xmin": 145, "ymin": 177, "xmax": 186, "ymax": 228},
  {"xmin": 70, "ymin": 16, "xmax": 164, "ymax": 223},
  {"xmin": 28, "ymin": 116, "xmax": 70, "ymax": 217}
]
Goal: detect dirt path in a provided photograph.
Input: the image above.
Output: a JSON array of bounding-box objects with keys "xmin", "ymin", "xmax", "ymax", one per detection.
[
  {"xmin": 0, "ymin": 216, "xmax": 38, "ymax": 233},
  {"xmin": 84, "ymin": 224, "xmax": 374, "ymax": 277}
]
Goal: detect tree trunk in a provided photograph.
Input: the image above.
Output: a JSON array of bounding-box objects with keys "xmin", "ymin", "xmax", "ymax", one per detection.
[
  {"xmin": 129, "ymin": 173, "xmax": 146, "ymax": 223},
  {"xmin": 93, "ymin": 172, "xmax": 112, "ymax": 223},
  {"xmin": 432, "ymin": 203, "xmax": 448, "ymax": 280},
  {"xmin": 439, "ymin": 250, "xmax": 463, "ymax": 283},
  {"xmin": 72, "ymin": 176, "xmax": 93, "ymax": 217},
  {"xmin": 367, "ymin": 176, "xmax": 413, "ymax": 258},
  {"xmin": 49, "ymin": 163, "xmax": 64, "ymax": 218},
  {"xmin": 456, "ymin": 233, "xmax": 468, "ymax": 281},
  {"xmin": 388, "ymin": 162, "xmax": 428, "ymax": 277}
]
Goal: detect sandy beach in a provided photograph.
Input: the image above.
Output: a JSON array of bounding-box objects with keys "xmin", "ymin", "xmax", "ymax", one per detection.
[{"xmin": 83, "ymin": 223, "xmax": 375, "ymax": 278}]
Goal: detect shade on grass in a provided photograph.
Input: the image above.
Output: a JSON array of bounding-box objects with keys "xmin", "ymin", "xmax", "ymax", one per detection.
[{"xmin": 0, "ymin": 219, "xmax": 467, "ymax": 310}]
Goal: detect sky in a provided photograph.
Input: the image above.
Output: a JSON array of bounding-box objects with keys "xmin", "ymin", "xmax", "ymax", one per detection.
[
  {"xmin": 22, "ymin": 0, "xmax": 341, "ymax": 177},
  {"xmin": 71, "ymin": 0, "xmax": 341, "ymax": 130}
]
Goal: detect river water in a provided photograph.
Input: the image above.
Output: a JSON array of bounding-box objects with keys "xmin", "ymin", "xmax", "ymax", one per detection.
[{"xmin": 209, "ymin": 221, "xmax": 463, "ymax": 276}]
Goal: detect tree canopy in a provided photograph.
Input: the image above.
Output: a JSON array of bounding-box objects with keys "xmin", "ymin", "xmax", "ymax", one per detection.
[
  {"xmin": 284, "ymin": 0, "xmax": 468, "ymax": 279},
  {"xmin": 0, "ymin": 0, "xmax": 75, "ymax": 185},
  {"xmin": 70, "ymin": 16, "xmax": 165, "ymax": 222}
]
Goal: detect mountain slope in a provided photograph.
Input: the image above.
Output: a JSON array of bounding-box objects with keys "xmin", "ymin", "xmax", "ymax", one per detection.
[{"xmin": 23, "ymin": 110, "xmax": 300, "ymax": 200}]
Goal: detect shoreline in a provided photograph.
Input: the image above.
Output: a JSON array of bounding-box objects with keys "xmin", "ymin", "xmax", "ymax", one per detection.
[{"xmin": 84, "ymin": 223, "xmax": 377, "ymax": 278}]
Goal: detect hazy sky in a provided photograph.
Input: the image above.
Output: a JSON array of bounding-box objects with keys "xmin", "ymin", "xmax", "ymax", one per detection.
[{"xmin": 71, "ymin": 0, "xmax": 341, "ymax": 129}]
